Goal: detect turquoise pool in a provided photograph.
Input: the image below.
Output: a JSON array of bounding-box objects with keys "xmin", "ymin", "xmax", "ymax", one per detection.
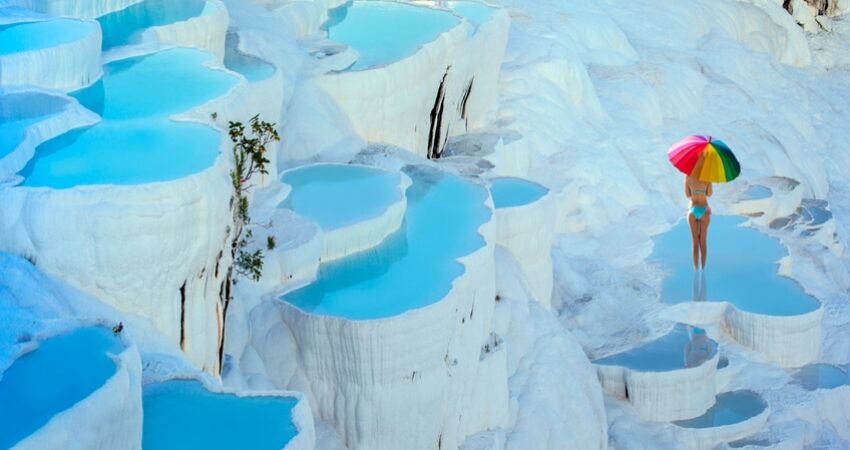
[
  {"xmin": 17, "ymin": 48, "xmax": 235, "ymax": 189},
  {"xmin": 224, "ymin": 45, "xmax": 276, "ymax": 82},
  {"xmin": 447, "ymin": 1, "xmax": 497, "ymax": 30},
  {"xmin": 743, "ymin": 185, "xmax": 771, "ymax": 200},
  {"xmin": 490, "ymin": 177, "xmax": 548, "ymax": 209},
  {"xmin": 792, "ymin": 364, "xmax": 849, "ymax": 391},
  {"xmin": 652, "ymin": 216, "xmax": 820, "ymax": 316},
  {"xmin": 19, "ymin": 121, "xmax": 220, "ymax": 188},
  {"xmin": 281, "ymin": 164, "xmax": 402, "ymax": 230},
  {"xmin": 97, "ymin": 0, "xmax": 206, "ymax": 50},
  {"xmin": 71, "ymin": 49, "xmax": 237, "ymax": 120},
  {"xmin": 282, "ymin": 166, "xmax": 490, "ymax": 319},
  {"xmin": 143, "ymin": 380, "xmax": 299, "ymax": 450},
  {"xmin": 673, "ymin": 390, "xmax": 767, "ymax": 428},
  {"xmin": 594, "ymin": 324, "xmax": 716, "ymax": 372},
  {"xmin": 326, "ymin": 1, "xmax": 460, "ymax": 71},
  {"xmin": 0, "ymin": 92, "xmax": 66, "ymax": 159},
  {"xmin": 0, "ymin": 327, "xmax": 123, "ymax": 449},
  {"xmin": 0, "ymin": 19, "xmax": 95, "ymax": 55}
]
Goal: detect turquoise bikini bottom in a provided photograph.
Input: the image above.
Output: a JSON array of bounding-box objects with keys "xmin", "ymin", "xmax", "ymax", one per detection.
[{"xmin": 690, "ymin": 206, "xmax": 710, "ymax": 220}]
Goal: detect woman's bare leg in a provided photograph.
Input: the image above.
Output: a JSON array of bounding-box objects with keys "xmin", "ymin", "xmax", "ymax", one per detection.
[
  {"xmin": 699, "ymin": 212, "xmax": 711, "ymax": 268},
  {"xmin": 688, "ymin": 213, "xmax": 700, "ymax": 269}
]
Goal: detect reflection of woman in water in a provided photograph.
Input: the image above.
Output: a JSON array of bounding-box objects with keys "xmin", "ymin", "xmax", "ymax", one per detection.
[
  {"xmin": 685, "ymin": 327, "xmax": 713, "ymax": 368},
  {"xmin": 684, "ymin": 270, "xmax": 713, "ymax": 367},
  {"xmin": 685, "ymin": 175, "xmax": 712, "ymax": 269}
]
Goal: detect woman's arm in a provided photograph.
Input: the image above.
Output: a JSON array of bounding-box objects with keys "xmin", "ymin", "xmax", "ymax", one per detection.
[
  {"xmin": 707, "ymin": 183, "xmax": 713, "ymax": 197},
  {"xmin": 684, "ymin": 176, "xmax": 691, "ymax": 198}
]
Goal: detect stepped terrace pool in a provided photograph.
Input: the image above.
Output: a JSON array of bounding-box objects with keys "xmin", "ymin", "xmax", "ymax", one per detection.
[
  {"xmin": 446, "ymin": 1, "xmax": 497, "ymax": 30},
  {"xmin": 673, "ymin": 390, "xmax": 767, "ymax": 428},
  {"xmin": 594, "ymin": 324, "xmax": 717, "ymax": 372},
  {"xmin": 325, "ymin": 1, "xmax": 460, "ymax": 71},
  {"xmin": 0, "ymin": 19, "xmax": 96, "ymax": 55},
  {"xmin": 0, "ymin": 327, "xmax": 123, "ymax": 449},
  {"xmin": 17, "ymin": 48, "xmax": 236, "ymax": 189},
  {"xmin": 652, "ymin": 216, "xmax": 820, "ymax": 316},
  {"xmin": 792, "ymin": 364, "xmax": 850, "ymax": 391},
  {"xmin": 282, "ymin": 166, "xmax": 490, "ymax": 319},
  {"xmin": 489, "ymin": 177, "xmax": 548, "ymax": 209},
  {"xmin": 0, "ymin": 92, "xmax": 65, "ymax": 159},
  {"xmin": 70, "ymin": 49, "xmax": 237, "ymax": 120},
  {"xmin": 143, "ymin": 380, "xmax": 299, "ymax": 450},
  {"xmin": 281, "ymin": 164, "xmax": 402, "ymax": 231}
]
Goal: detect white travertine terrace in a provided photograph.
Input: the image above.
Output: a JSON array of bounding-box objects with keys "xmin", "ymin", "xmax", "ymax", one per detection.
[
  {"xmin": 0, "ymin": 17, "xmax": 102, "ymax": 90},
  {"xmin": 135, "ymin": 0, "xmax": 229, "ymax": 61},
  {"xmin": 596, "ymin": 352, "xmax": 720, "ymax": 422},
  {"xmin": 661, "ymin": 299, "xmax": 823, "ymax": 367},
  {"xmin": 274, "ymin": 186, "xmax": 501, "ymax": 450},
  {"xmin": 315, "ymin": 2, "xmax": 510, "ymax": 158},
  {"xmin": 492, "ymin": 182, "xmax": 556, "ymax": 308}
]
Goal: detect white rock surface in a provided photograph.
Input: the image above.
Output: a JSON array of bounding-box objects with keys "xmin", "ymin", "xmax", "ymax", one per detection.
[
  {"xmin": 492, "ymin": 184, "xmax": 555, "ymax": 307},
  {"xmin": 314, "ymin": 3, "xmax": 509, "ymax": 158}
]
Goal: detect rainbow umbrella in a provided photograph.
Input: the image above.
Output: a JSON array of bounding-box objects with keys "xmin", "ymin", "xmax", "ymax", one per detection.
[{"xmin": 667, "ymin": 135, "xmax": 740, "ymax": 183}]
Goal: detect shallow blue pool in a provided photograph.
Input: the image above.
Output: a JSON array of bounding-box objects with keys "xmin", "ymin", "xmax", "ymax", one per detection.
[
  {"xmin": 224, "ymin": 48, "xmax": 276, "ymax": 82},
  {"xmin": 282, "ymin": 166, "xmax": 490, "ymax": 319},
  {"xmin": 98, "ymin": 0, "xmax": 206, "ymax": 50},
  {"xmin": 792, "ymin": 364, "xmax": 849, "ymax": 391},
  {"xmin": 71, "ymin": 49, "xmax": 237, "ymax": 120},
  {"xmin": 20, "ymin": 121, "xmax": 220, "ymax": 188},
  {"xmin": 490, "ymin": 177, "xmax": 548, "ymax": 209},
  {"xmin": 0, "ymin": 19, "xmax": 95, "ymax": 55},
  {"xmin": 594, "ymin": 324, "xmax": 716, "ymax": 372},
  {"xmin": 326, "ymin": 1, "xmax": 460, "ymax": 70},
  {"xmin": 17, "ymin": 48, "xmax": 234, "ymax": 188},
  {"xmin": 281, "ymin": 164, "xmax": 403, "ymax": 230},
  {"xmin": 743, "ymin": 185, "xmax": 771, "ymax": 200},
  {"xmin": 652, "ymin": 216, "xmax": 820, "ymax": 316},
  {"xmin": 143, "ymin": 380, "xmax": 299, "ymax": 450},
  {"xmin": 1, "ymin": 92, "xmax": 67, "ymax": 158},
  {"xmin": 447, "ymin": 1, "xmax": 497, "ymax": 30},
  {"xmin": 0, "ymin": 327, "xmax": 123, "ymax": 449},
  {"xmin": 674, "ymin": 390, "xmax": 767, "ymax": 429}
]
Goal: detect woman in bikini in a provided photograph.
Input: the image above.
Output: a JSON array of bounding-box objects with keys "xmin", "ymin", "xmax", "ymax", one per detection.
[{"xmin": 685, "ymin": 175, "xmax": 712, "ymax": 269}]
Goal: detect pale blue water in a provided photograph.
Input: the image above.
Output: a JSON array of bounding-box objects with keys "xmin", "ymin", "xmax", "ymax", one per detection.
[
  {"xmin": 0, "ymin": 115, "xmax": 57, "ymax": 158},
  {"xmin": 490, "ymin": 177, "xmax": 548, "ymax": 209},
  {"xmin": 326, "ymin": 1, "xmax": 460, "ymax": 70},
  {"xmin": 744, "ymin": 185, "xmax": 771, "ymax": 200},
  {"xmin": 143, "ymin": 380, "xmax": 299, "ymax": 450},
  {"xmin": 224, "ymin": 48, "xmax": 276, "ymax": 82},
  {"xmin": 98, "ymin": 0, "xmax": 206, "ymax": 50},
  {"xmin": 792, "ymin": 364, "xmax": 849, "ymax": 391},
  {"xmin": 0, "ymin": 327, "xmax": 122, "ymax": 449},
  {"xmin": 594, "ymin": 324, "xmax": 717, "ymax": 372},
  {"xmin": 281, "ymin": 164, "xmax": 403, "ymax": 230},
  {"xmin": 0, "ymin": 19, "xmax": 94, "ymax": 55},
  {"xmin": 20, "ymin": 121, "xmax": 220, "ymax": 188},
  {"xmin": 18, "ymin": 48, "xmax": 235, "ymax": 188},
  {"xmin": 447, "ymin": 1, "xmax": 496, "ymax": 30},
  {"xmin": 1, "ymin": 92, "xmax": 63, "ymax": 158},
  {"xmin": 652, "ymin": 216, "xmax": 820, "ymax": 316},
  {"xmin": 673, "ymin": 390, "xmax": 767, "ymax": 429},
  {"xmin": 282, "ymin": 166, "xmax": 490, "ymax": 319},
  {"xmin": 71, "ymin": 49, "xmax": 237, "ymax": 120}
]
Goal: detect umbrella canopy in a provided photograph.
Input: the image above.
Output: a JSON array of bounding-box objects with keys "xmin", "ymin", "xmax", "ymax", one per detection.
[{"xmin": 668, "ymin": 135, "xmax": 741, "ymax": 183}]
